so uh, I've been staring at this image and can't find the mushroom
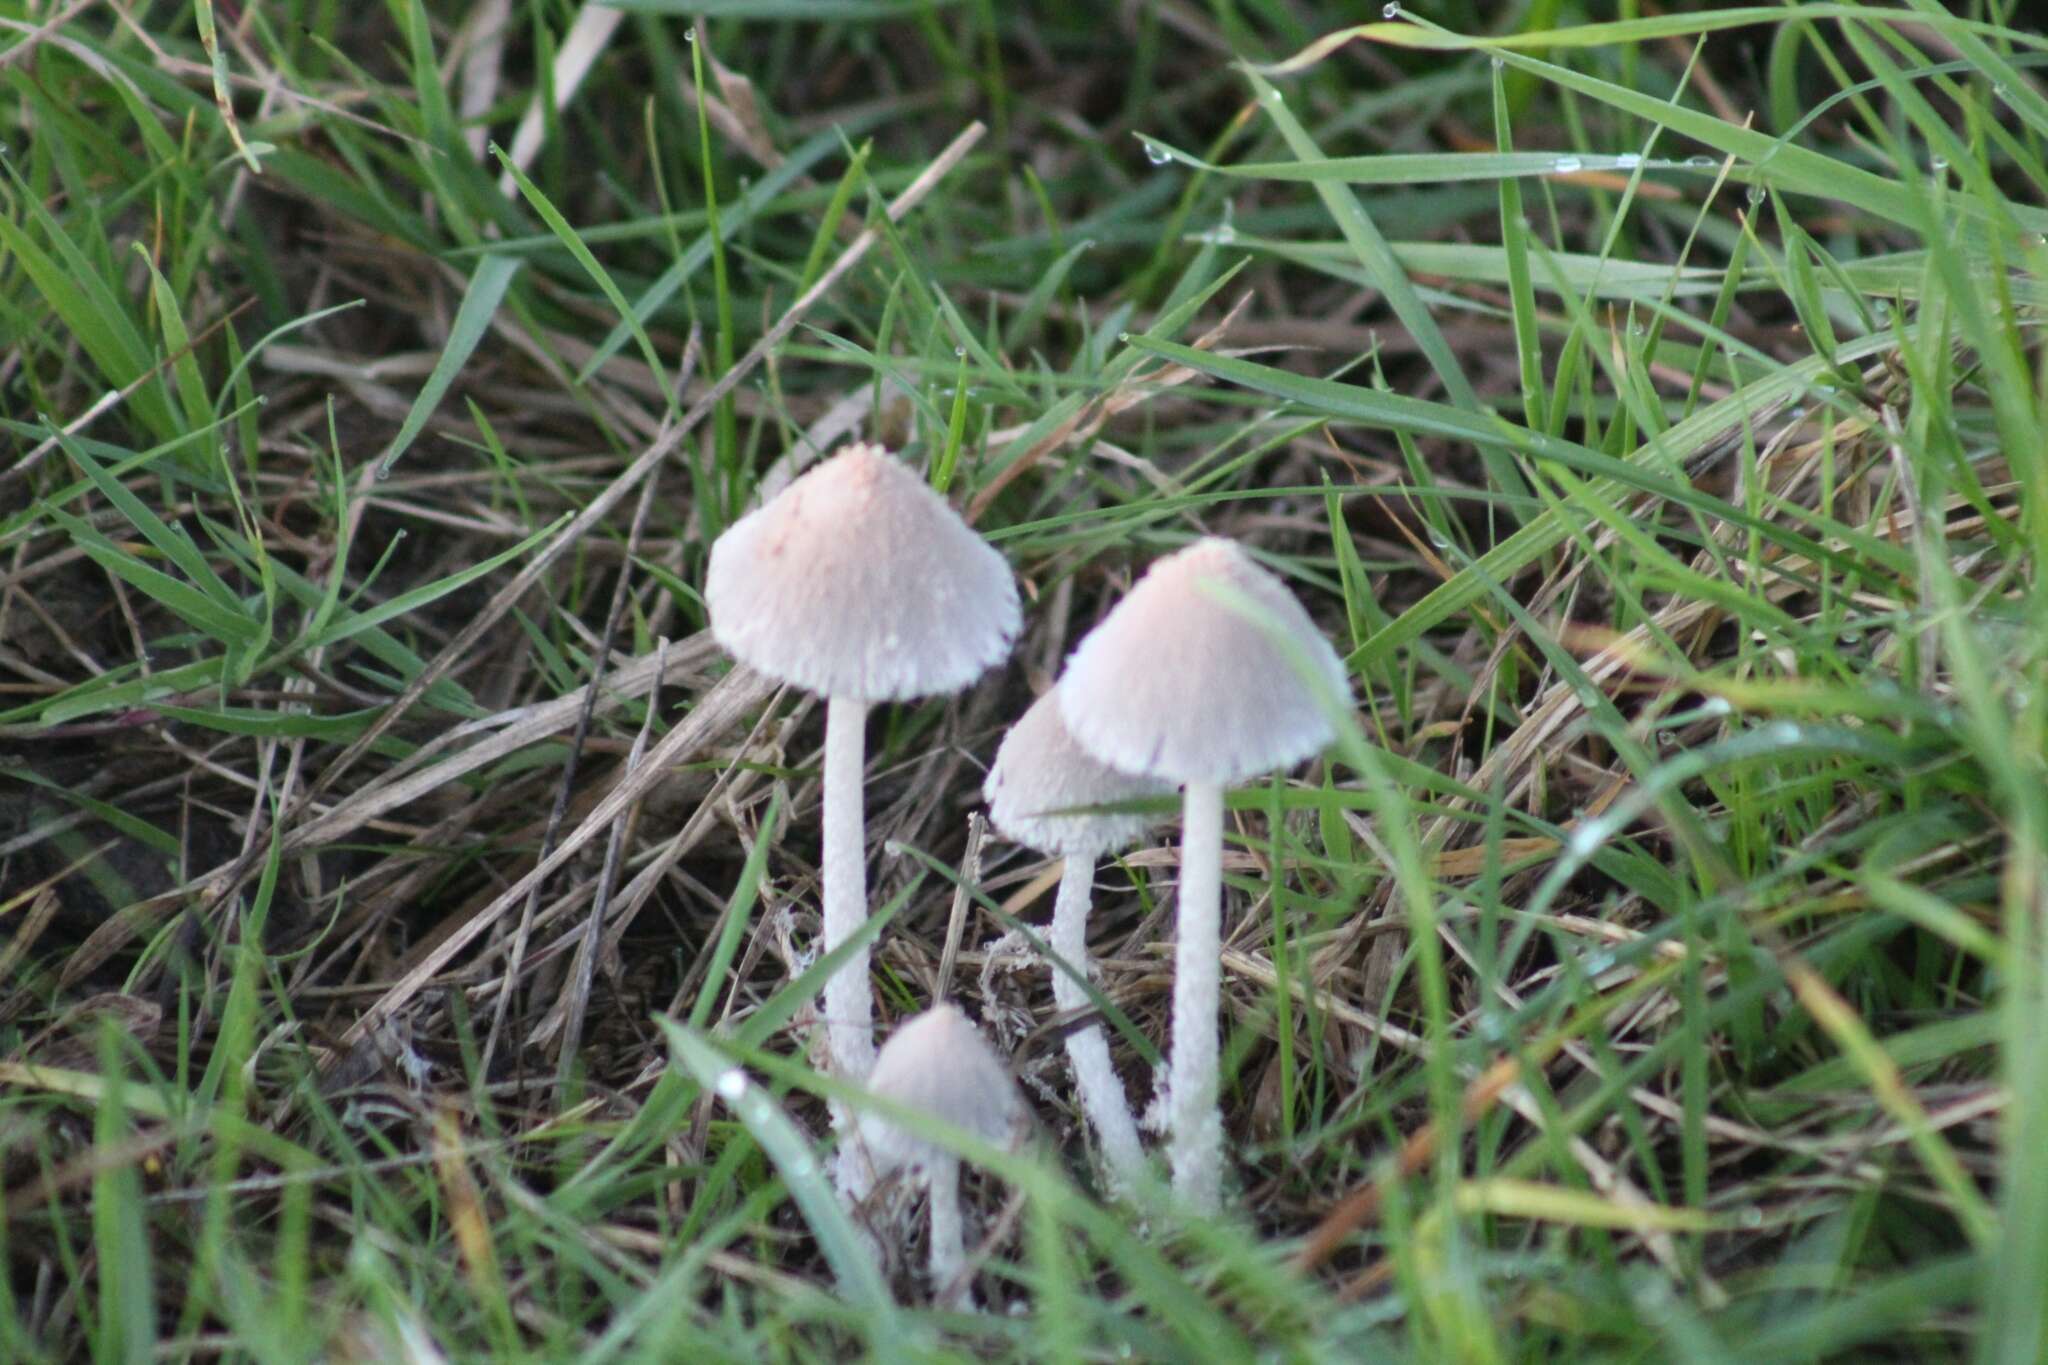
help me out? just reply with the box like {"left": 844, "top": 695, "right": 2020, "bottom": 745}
{"left": 984, "top": 690, "right": 1170, "bottom": 1194}
{"left": 705, "top": 443, "right": 1021, "bottom": 1083}
{"left": 860, "top": 1004, "right": 1026, "bottom": 1310}
{"left": 1055, "top": 538, "right": 1347, "bottom": 1210}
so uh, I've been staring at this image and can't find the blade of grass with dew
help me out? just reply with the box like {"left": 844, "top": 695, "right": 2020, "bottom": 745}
{"left": 660, "top": 1022, "right": 895, "bottom": 1317}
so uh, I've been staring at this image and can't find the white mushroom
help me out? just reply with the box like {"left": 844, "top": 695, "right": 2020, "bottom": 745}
{"left": 861, "top": 1004, "right": 1025, "bottom": 1311}
{"left": 1055, "top": 538, "right": 1347, "bottom": 1211}
{"left": 984, "top": 690, "right": 1170, "bottom": 1195}
{"left": 705, "top": 443, "right": 1021, "bottom": 1084}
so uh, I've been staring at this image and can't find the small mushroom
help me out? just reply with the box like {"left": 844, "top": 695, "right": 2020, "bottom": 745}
{"left": 1056, "top": 538, "right": 1347, "bottom": 1211}
{"left": 984, "top": 690, "right": 1170, "bottom": 1194}
{"left": 705, "top": 443, "right": 1021, "bottom": 1083}
{"left": 860, "top": 1004, "right": 1025, "bottom": 1311}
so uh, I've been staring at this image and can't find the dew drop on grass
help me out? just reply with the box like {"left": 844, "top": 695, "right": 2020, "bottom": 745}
{"left": 1701, "top": 697, "right": 1733, "bottom": 719}
{"left": 1117, "top": 331, "right": 1131, "bottom": 342}
{"left": 1382, "top": 2, "right": 1401, "bottom": 16}
{"left": 1686, "top": 155, "right": 1715, "bottom": 169}
{"left": 1427, "top": 527, "right": 1449, "bottom": 549}
{"left": 1746, "top": 182, "right": 1765, "bottom": 203}
{"left": 1552, "top": 155, "right": 1584, "bottom": 174}
{"left": 1615, "top": 152, "right": 1642, "bottom": 170}
{"left": 954, "top": 346, "right": 966, "bottom": 358}
{"left": 1214, "top": 223, "right": 1237, "bottom": 244}
{"left": 1144, "top": 141, "right": 1170, "bottom": 166}
{"left": 1491, "top": 57, "right": 1506, "bottom": 70}
{"left": 1770, "top": 721, "right": 1802, "bottom": 745}
{"left": 683, "top": 26, "right": 695, "bottom": 41}
{"left": 1738, "top": 1206, "right": 1766, "bottom": 1229}
{"left": 1931, "top": 156, "right": 1949, "bottom": 172}
{"left": 715, "top": 1068, "right": 749, "bottom": 1101}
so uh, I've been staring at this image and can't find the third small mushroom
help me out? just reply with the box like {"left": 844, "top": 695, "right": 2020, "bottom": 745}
{"left": 984, "top": 689, "right": 1172, "bottom": 1196}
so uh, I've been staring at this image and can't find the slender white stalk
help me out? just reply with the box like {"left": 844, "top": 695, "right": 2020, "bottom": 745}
{"left": 1166, "top": 779, "right": 1225, "bottom": 1211}
{"left": 1050, "top": 856, "right": 1146, "bottom": 1193}
{"left": 926, "top": 1156, "right": 972, "bottom": 1311}
{"left": 822, "top": 694, "right": 877, "bottom": 1081}
{"left": 832, "top": 1140, "right": 879, "bottom": 1224}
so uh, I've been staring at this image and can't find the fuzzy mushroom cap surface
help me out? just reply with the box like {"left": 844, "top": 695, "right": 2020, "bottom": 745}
{"left": 859, "top": 1004, "right": 1024, "bottom": 1173}
{"left": 705, "top": 443, "right": 1021, "bottom": 701}
{"left": 1057, "top": 537, "right": 1349, "bottom": 784}
{"left": 984, "top": 690, "right": 1173, "bottom": 858}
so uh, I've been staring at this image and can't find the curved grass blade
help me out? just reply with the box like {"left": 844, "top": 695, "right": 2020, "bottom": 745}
{"left": 661, "top": 1022, "right": 896, "bottom": 1319}
{"left": 375, "top": 254, "right": 523, "bottom": 479}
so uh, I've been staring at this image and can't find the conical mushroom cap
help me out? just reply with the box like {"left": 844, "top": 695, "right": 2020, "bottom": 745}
{"left": 860, "top": 1004, "right": 1024, "bottom": 1172}
{"left": 705, "top": 444, "right": 1021, "bottom": 701}
{"left": 1057, "top": 538, "right": 1349, "bottom": 784}
{"left": 984, "top": 690, "right": 1173, "bottom": 857}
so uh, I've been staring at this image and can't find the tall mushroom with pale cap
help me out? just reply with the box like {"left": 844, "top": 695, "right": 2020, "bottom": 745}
{"left": 1056, "top": 538, "right": 1348, "bottom": 1211}
{"left": 860, "top": 1004, "right": 1025, "bottom": 1311}
{"left": 705, "top": 443, "right": 1021, "bottom": 1082}
{"left": 984, "top": 690, "right": 1170, "bottom": 1194}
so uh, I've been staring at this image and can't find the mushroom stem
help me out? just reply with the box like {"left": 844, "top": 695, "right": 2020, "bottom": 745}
{"left": 1166, "top": 779, "right": 1225, "bottom": 1211}
{"left": 1050, "top": 856, "right": 1146, "bottom": 1193}
{"left": 822, "top": 694, "right": 877, "bottom": 1081}
{"left": 926, "top": 1154, "right": 972, "bottom": 1311}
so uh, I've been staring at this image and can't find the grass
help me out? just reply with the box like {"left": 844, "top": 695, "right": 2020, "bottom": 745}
{"left": 1, "top": 0, "right": 2044, "bottom": 1358}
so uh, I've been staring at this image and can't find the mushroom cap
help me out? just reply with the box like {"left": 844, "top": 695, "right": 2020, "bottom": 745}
{"left": 859, "top": 1004, "right": 1024, "bottom": 1173}
{"left": 705, "top": 443, "right": 1021, "bottom": 701}
{"left": 1056, "top": 538, "right": 1349, "bottom": 784}
{"left": 984, "top": 690, "right": 1173, "bottom": 857}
